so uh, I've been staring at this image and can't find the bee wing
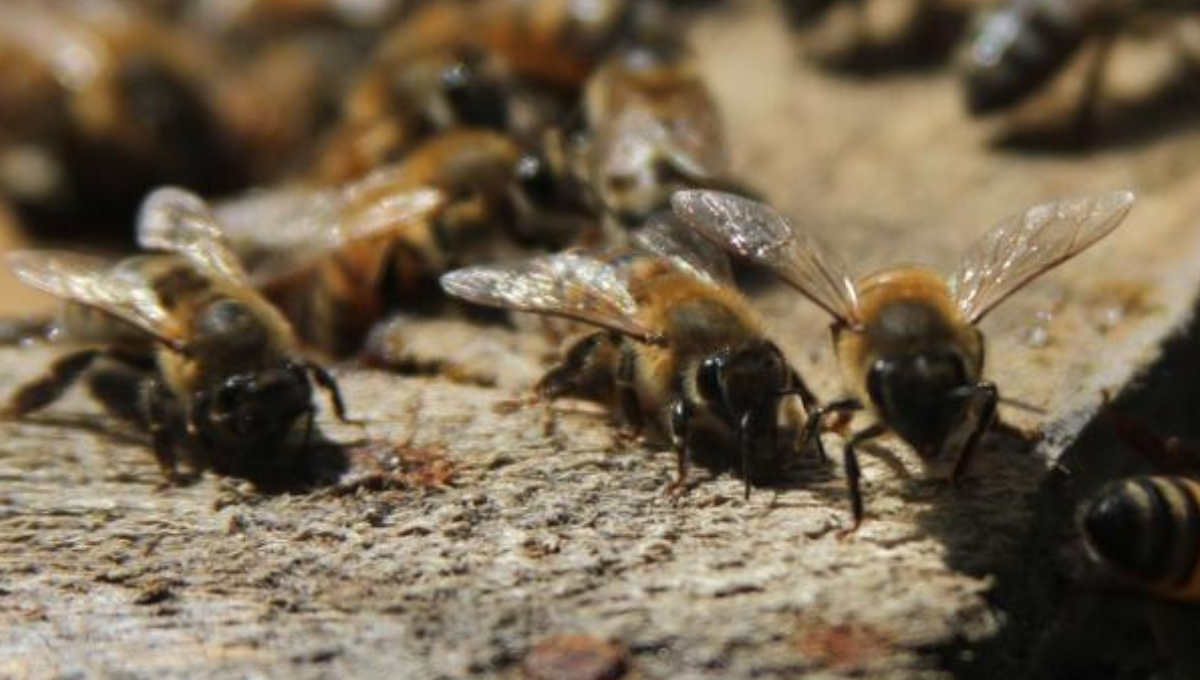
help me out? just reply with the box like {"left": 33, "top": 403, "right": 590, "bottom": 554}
{"left": 6, "top": 250, "right": 185, "bottom": 350}
{"left": 950, "top": 190, "right": 1135, "bottom": 324}
{"left": 440, "top": 253, "right": 664, "bottom": 344}
{"left": 603, "top": 109, "right": 727, "bottom": 182}
{"left": 136, "top": 187, "right": 250, "bottom": 286}
{"left": 215, "top": 181, "right": 445, "bottom": 285}
{"left": 671, "top": 190, "right": 860, "bottom": 324}
{"left": 633, "top": 212, "right": 733, "bottom": 285}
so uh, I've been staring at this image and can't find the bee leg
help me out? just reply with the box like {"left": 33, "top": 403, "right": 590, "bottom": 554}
{"left": 840, "top": 423, "right": 886, "bottom": 535}
{"left": 800, "top": 398, "right": 864, "bottom": 461}
{"left": 950, "top": 381, "right": 999, "bottom": 484}
{"left": 142, "top": 380, "right": 189, "bottom": 485}
{"left": 304, "top": 362, "right": 353, "bottom": 423}
{"left": 667, "top": 398, "right": 695, "bottom": 497}
{"left": 1, "top": 348, "right": 108, "bottom": 418}
{"left": 615, "top": 344, "right": 643, "bottom": 440}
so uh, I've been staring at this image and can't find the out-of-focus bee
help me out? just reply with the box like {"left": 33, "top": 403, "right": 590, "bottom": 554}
{"left": 962, "top": 0, "right": 1132, "bottom": 119}
{"left": 181, "top": 0, "right": 409, "bottom": 38}
{"left": 674, "top": 188, "right": 1134, "bottom": 528}
{"left": 310, "top": 43, "right": 521, "bottom": 184}
{"left": 440, "top": 215, "right": 821, "bottom": 496}
{"left": 0, "top": 187, "right": 351, "bottom": 483}
{"left": 780, "top": 0, "right": 973, "bottom": 72}
{"left": 564, "top": 43, "right": 742, "bottom": 229}
{"left": 0, "top": 0, "right": 251, "bottom": 224}
{"left": 1079, "top": 474, "right": 1200, "bottom": 602}
{"left": 218, "top": 129, "right": 546, "bottom": 356}
{"left": 308, "top": 0, "right": 666, "bottom": 185}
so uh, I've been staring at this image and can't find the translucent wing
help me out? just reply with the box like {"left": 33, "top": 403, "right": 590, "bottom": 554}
{"left": 440, "top": 253, "right": 664, "bottom": 344}
{"left": 951, "top": 190, "right": 1135, "bottom": 324}
{"left": 214, "top": 175, "right": 445, "bottom": 285}
{"left": 671, "top": 190, "right": 860, "bottom": 324}
{"left": 6, "top": 250, "right": 184, "bottom": 350}
{"left": 136, "top": 187, "right": 249, "bottom": 285}
{"left": 632, "top": 212, "right": 733, "bottom": 285}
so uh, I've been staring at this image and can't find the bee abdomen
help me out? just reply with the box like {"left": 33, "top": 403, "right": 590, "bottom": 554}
{"left": 1080, "top": 475, "right": 1200, "bottom": 601}
{"left": 965, "top": 0, "right": 1087, "bottom": 114}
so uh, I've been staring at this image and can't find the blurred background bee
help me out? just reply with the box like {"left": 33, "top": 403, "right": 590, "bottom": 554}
{"left": 674, "top": 188, "right": 1133, "bottom": 528}
{"left": 558, "top": 42, "right": 747, "bottom": 233}
{"left": 1076, "top": 409, "right": 1200, "bottom": 602}
{"left": 779, "top": 0, "right": 974, "bottom": 72}
{"left": 960, "top": 0, "right": 1200, "bottom": 138}
{"left": 0, "top": 187, "right": 351, "bottom": 484}
{"left": 215, "top": 129, "right": 568, "bottom": 356}
{"left": 441, "top": 214, "right": 821, "bottom": 496}
{"left": 0, "top": 0, "right": 265, "bottom": 235}
{"left": 306, "top": 0, "right": 670, "bottom": 185}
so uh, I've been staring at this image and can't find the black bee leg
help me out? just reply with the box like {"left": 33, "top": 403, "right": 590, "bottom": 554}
{"left": 305, "top": 362, "right": 352, "bottom": 423}
{"left": 800, "top": 398, "right": 864, "bottom": 461}
{"left": 1, "top": 348, "right": 106, "bottom": 418}
{"left": 950, "top": 381, "right": 999, "bottom": 483}
{"left": 299, "top": 406, "right": 316, "bottom": 455}
{"left": 667, "top": 398, "right": 695, "bottom": 497}
{"left": 841, "top": 423, "right": 886, "bottom": 534}
{"left": 142, "top": 380, "right": 187, "bottom": 485}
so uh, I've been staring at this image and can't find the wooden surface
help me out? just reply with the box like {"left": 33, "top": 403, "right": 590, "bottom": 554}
{"left": 5, "top": 3, "right": 1200, "bottom": 678}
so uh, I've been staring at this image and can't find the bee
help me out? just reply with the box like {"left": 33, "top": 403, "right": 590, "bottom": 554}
{"left": 1078, "top": 475, "right": 1200, "bottom": 602}
{"left": 440, "top": 215, "right": 821, "bottom": 497}
{"left": 217, "top": 129, "right": 537, "bottom": 356}
{"left": 309, "top": 0, "right": 662, "bottom": 185}
{"left": 962, "top": 0, "right": 1129, "bottom": 121}
{"left": 780, "top": 0, "right": 972, "bottom": 72}
{"left": 0, "top": 187, "right": 351, "bottom": 483}
{"left": 0, "top": 0, "right": 257, "bottom": 228}
{"left": 1076, "top": 409, "right": 1200, "bottom": 603}
{"left": 673, "top": 188, "right": 1134, "bottom": 528}
{"left": 568, "top": 43, "right": 740, "bottom": 228}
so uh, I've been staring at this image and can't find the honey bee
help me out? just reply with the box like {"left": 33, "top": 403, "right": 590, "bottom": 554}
{"left": 962, "top": 0, "right": 1128, "bottom": 121}
{"left": 440, "top": 214, "right": 821, "bottom": 496}
{"left": 1078, "top": 474, "right": 1200, "bottom": 602}
{"left": 0, "top": 187, "right": 351, "bottom": 483}
{"left": 673, "top": 188, "right": 1134, "bottom": 527}
{"left": 569, "top": 43, "right": 740, "bottom": 228}
{"left": 1076, "top": 410, "right": 1200, "bottom": 602}
{"left": 0, "top": 0, "right": 248, "bottom": 222}
{"left": 218, "top": 129, "right": 537, "bottom": 356}
{"left": 781, "top": 0, "right": 972, "bottom": 72}
{"left": 309, "top": 0, "right": 663, "bottom": 185}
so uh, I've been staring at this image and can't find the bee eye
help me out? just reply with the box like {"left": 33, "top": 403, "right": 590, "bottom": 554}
{"left": 697, "top": 354, "right": 725, "bottom": 404}
{"left": 516, "top": 154, "right": 558, "bottom": 206}
{"left": 441, "top": 60, "right": 508, "bottom": 130}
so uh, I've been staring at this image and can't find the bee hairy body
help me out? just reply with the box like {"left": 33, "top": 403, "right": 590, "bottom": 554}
{"left": 256, "top": 130, "right": 522, "bottom": 355}
{"left": 1080, "top": 475, "right": 1200, "bottom": 602}
{"left": 835, "top": 267, "right": 984, "bottom": 457}
{"left": 3, "top": 188, "right": 351, "bottom": 482}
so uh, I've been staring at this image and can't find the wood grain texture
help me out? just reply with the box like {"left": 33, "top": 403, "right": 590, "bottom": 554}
{"left": 5, "top": 2, "right": 1200, "bottom": 678}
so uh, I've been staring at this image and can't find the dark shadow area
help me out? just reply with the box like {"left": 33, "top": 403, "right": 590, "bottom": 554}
{"left": 928, "top": 290, "right": 1200, "bottom": 680}
{"left": 990, "top": 62, "right": 1200, "bottom": 154}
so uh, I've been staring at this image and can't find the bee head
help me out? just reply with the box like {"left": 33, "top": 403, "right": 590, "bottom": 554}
{"left": 204, "top": 361, "right": 313, "bottom": 448}
{"left": 699, "top": 340, "right": 789, "bottom": 418}
{"left": 867, "top": 351, "right": 970, "bottom": 457}
{"left": 439, "top": 51, "right": 509, "bottom": 131}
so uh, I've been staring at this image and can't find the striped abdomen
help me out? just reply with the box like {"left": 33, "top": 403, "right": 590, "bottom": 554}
{"left": 963, "top": 0, "right": 1112, "bottom": 114}
{"left": 1079, "top": 475, "right": 1200, "bottom": 602}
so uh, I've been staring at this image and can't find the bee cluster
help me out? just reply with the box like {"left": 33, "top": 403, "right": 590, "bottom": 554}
{"left": 0, "top": 0, "right": 1194, "bottom": 674}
